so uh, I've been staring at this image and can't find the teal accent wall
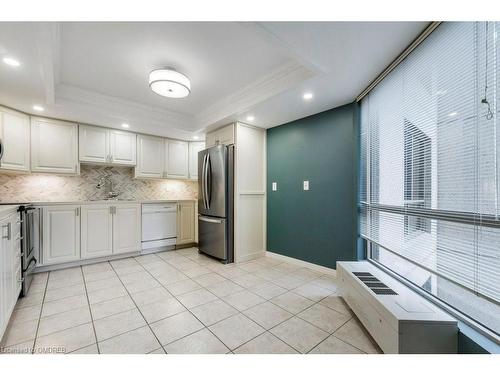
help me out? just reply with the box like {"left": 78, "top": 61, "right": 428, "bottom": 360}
{"left": 267, "top": 103, "right": 358, "bottom": 269}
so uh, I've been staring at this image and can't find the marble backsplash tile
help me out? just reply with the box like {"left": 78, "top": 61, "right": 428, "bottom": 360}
{"left": 0, "top": 165, "right": 198, "bottom": 202}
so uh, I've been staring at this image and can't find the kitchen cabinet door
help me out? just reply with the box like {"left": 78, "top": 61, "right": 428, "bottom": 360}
{"left": 165, "top": 140, "right": 188, "bottom": 179}
{"left": 42, "top": 205, "right": 81, "bottom": 265}
{"left": 0, "top": 215, "right": 11, "bottom": 339}
{"left": 109, "top": 130, "right": 136, "bottom": 166}
{"left": 188, "top": 142, "right": 205, "bottom": 180}
{"left": 217, "top": 124, "right": 235, "bottom": 145}
{"left": 31, "top": 118, "right": 79, "bottom": 174}
{"left": 0, "top": 107, "right": 30, "bottom": 172}
{"left": 205, "top": 132, "right": 216, "bottom": 148}
{"left": 112, "top": 204, "right": 141, "bottom": 254}
{"left": 81, "top": 205, "right": 113, "bottom": 259}
{"left": 79, "top": 125, "right": 109, "bottom": 164}
{"left": 177, "top": 201, "right": 195, "bottom": 245}
{"left": 135, "top": 134, "right": 164, "bottom": 179}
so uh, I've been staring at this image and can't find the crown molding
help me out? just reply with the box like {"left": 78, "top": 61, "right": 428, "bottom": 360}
{"left": 55, "top": 83, "right": 195, "bottom": 130}
{"left": 195, "top": 59, "right": 315, "bottom": 130}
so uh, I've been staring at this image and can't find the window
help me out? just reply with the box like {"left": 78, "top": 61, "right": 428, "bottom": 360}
{"left": 404, "top": 120, "right": 431, "bottom": 235}
{"left": 359, "top": 22, "right": 500, "bottom": 339}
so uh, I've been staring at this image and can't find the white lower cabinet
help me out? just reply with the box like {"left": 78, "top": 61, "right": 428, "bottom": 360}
{"left": 0, "top": 209, "right": 22, "bottom": 341}
{"left": 81, "top": 205, "right": 113, "bottom": 259}
{"left": 177, "top": 201, "right": 195, "bottom": 245}
{"left": 112, "top": 204, "right": 141, "bottom": 255}
{"left": 42, "top": 205, "right": 81, "bottom": 265}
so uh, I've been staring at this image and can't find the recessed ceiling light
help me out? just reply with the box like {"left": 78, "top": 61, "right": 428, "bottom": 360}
{"left": 246, "top": 115, "right": 255, "bottom": 122}
{"left": 121, "top": 123, "right": 130, "bottom": 129}
{"left": 32, "top": 105, "right": 44, "bottom": 112}
{"left": 3, "top": 57, "right": 20, "bottom": 67}
{"left": 149, "top": 68, "right": 191, "bottom": 98}
{"left": 448, "top": 112, "right": 458, "bottom": 117}
{"left": 193, "top": 135, "right": 200, "bottom": 140}
{"left": 303, "top": 92, "right": 313, "bottom": 100}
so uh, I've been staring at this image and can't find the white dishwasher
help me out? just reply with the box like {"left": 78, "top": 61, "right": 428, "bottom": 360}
{"left": 141, "top": 203, "right": 177, "bottom": 251}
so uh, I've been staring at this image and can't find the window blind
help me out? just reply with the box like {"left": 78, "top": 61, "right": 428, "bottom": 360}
{"left": 359, "top": 22, "right": 500, "bottom": 338}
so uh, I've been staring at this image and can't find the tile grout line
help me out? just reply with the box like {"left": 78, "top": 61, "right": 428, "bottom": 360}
{"left": 31, "top": 271, "right": 50, "bottom": 354}
{"left": 134, "top": 254, "right": 228, "bottom": 353}
{"left": 145, "top": 251, "right": 317, "bottom": 353}
{"left": 80, "top": 265, "right": 101, "bottom": 354}
{"left": 109, "top": 259, "right": 167, "bottom": 354}
{"left": 305, "top": 316, "right": 355, "bottom": 354}
{"left": 26, "top": 249, "right": 374, "bottom": 355}
{"left": 150, "top": 250, "right": 339, "bottom": 354}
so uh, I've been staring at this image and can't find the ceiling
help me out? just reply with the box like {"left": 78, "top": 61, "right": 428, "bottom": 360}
{"left": 0, "top": 22, "right": 427, "bottom": 140}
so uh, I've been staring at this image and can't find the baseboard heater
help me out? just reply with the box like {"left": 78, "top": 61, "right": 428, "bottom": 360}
{"left": 337, "top": 261, "right": 458, "bottom": 353}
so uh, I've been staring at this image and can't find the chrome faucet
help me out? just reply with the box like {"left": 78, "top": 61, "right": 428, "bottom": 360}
{"left": 96, "top": 176, "right": 120, "bottom": 200}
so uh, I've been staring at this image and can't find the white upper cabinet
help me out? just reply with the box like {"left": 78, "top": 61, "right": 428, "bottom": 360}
{"left": 109, "top": 130, "right": 136, "bottom": 165}
{"left": 79, "top": 125, "right": 109, "bottom": 163}
{"left": 188, "top": 141, "right": 205, "bottom": 180}
{"left": 31, "top": 117, "right": 79, "bottom": 174}
{"left": 205, "top": 123, "right": 234, "bottom": 147}
{"left": 135, "top": 134, "right": 164, "bottom": 179}
{"left": 0, "top": 107, "right": 30, "bottom": 172}
{"left": 165, "top": 139, "right": 189, "bottom": 179}
{"left": 80, "top": 125, "right": 136, "bottom": 166}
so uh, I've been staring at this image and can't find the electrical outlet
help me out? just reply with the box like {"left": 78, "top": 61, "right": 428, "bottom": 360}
{"left": 303, "top": 180, "right": 309, "bottom": 191}
{"left": 272, "top": 182, "right": 278, "bottom": 191}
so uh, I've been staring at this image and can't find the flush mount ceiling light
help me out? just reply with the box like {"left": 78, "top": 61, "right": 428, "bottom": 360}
{"left": 246, "top": 115, "right": 255, "bottom": 122}
{"left": 32, "top": 105, "right": 44, "bottom": 112}
{"left": 3, "top": 56, "right": 20, "bottom": 67}
{"left": 149, "top": 68, "right": 191, "bottom": 98}
{"left": 121, "top": 123, "right": 130, "bottom": 129}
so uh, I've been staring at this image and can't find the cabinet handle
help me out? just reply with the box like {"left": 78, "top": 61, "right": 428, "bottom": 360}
{"left": 75, "top": 207, "right": 80, "bottom": 216}
{"left": 2, "top": 223, "right": 11, "bottom": 240}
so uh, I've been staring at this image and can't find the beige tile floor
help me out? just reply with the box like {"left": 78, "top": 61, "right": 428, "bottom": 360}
{"left": 0, "top": 248, "right": 382, "bottom": 354}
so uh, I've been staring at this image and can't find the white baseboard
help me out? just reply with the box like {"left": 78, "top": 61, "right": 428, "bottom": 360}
{"left": 35, "top": 251, "right": 141, "bottom": 273}
{"left": 266, "top": 251, "right": 337, "bottom": 277}
{"left": 236, "top": 251, "right": 266, "bottom": 263}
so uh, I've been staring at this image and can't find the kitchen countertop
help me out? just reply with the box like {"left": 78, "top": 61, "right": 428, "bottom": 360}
{"left": 0, "top": 199, "right": 197, "bottom": 206}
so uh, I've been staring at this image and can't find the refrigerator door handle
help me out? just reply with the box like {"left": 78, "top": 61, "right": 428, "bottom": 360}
{"left": 205, "top": 153, "right": 211, "bottom": 209}
{"left": 199, "top": 216, "right": 223, "bottom": 224}
{"left": 201, "top": 154, "right": 205, "bottom": 209}
{"left": 202, "top": 153, "right": 208, "bottom": 209}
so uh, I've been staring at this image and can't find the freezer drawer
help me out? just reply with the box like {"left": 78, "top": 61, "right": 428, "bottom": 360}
{"left": 198, "top": 215, "right": 227, "bottom": 260}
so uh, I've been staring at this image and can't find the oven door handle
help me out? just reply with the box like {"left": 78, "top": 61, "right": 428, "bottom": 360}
{"left": 23, "top": 257, "right": 37, "bottom": 273}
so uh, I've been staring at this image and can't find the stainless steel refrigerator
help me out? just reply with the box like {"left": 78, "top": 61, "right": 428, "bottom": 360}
{"left": 198, "top": 144, "right": 234, "bottom": 263}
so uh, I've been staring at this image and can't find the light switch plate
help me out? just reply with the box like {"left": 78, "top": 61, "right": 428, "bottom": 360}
{"left": 272, "top": 182, "right": 278, "bottom": 191}
{"left": 303, "top": 180, "right": 309, "bottom": 190}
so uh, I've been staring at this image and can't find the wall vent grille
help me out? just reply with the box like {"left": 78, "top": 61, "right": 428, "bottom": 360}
{"left": 353, "top": 272, "right": 398, "bottom": 295}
